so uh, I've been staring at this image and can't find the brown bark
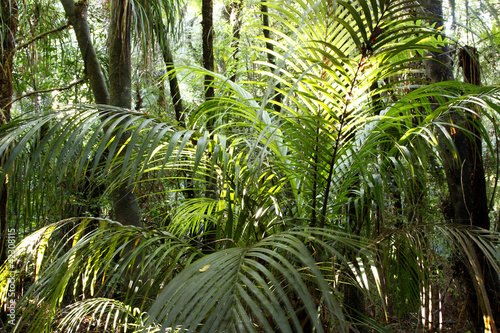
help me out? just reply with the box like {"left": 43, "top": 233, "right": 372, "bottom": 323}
{"left": 456, "top": 45, "right": 500, "bottom": 329}
{"left": 202, "top": 0, "right": 215, "bottom": 106}
{"left": 421, "top": 0, "right": 454, "bottom": 83}
{"left": 155, "top": 21, "right": 184, "bottom": 123}
{"left": 201, "top": 0, "right": 218, "bottom": 252}
{"left": 451, "top": 46, "right": 489, "bottom": 230}
{"left": 0, "top": 0, "right": 17, "bottom": 267}
{"left": 421, "top": 1, "right": 498, "bottom": 330}
{"left": 154, "top": 20, "right": 197, "bottom": 206}
{"left": 164, "top": 42, "right": 183, "bottom": 123}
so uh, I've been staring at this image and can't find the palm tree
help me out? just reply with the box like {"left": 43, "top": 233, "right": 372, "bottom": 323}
{"left": 1, "top": 0, "right": 500, "bottom": 332}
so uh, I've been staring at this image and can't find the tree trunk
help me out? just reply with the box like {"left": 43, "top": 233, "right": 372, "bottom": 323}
{"left": 108, "top": 0, "right": 141, "bottom": 227}
{"left": 202, "top": 0, "right": 215, "bottom": 107}
{"left": 201, "top": 0, "right": 218, "bottom": 252}
{"left": 456, "top": 45, "right": 500, "bottom": 330}
{"left": 60, "top": 0, "right": 108, "bottom": 222}
{"left": 225, "top": 1, "right": 242, "bottom": 82}
{"left": 0, "top": 0, "right": 17, "bottom": 268}
{"left": 61, "top": 0, "right": 140, "bottom": 227}
{"left": 109, "top": 0, "right": 132, "bottom": 109}
{"left": 421, "top": 0, "right": 499, "bottom": 330}
{"left": 455, "top": 46, "right": 490, "bottom": 229}
{"left": 0, "top": 2, "right": 17, "bottom": 325}
{"left": 155, "top": 21, "right": 184, "bottom": 123}
{"left": 60, "top": 0, "right": 109, "bottom": 105}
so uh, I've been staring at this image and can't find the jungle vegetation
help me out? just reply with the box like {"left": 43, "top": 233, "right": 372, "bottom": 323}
{"left": 1, "top": 0, "right": 500, "bottom": 332}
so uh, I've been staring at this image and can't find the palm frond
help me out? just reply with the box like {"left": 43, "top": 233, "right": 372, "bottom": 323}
{"left": 146, "top": 227, "right": 371, "bottom": 333}
{"left": 4, "top": 218, "right": 199, "bottom": 331}
{"left": 56, "top": 297, "right": 143, "bottom": 332}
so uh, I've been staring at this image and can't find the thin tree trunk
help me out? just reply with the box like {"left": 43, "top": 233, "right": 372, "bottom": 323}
{"left": 226, "top": 1, "right": 242, "bottom": 82}
{"left": 60, "top": 0, "right": 109, "bottom": 105}
{"left": 108, "top": 0, "right": 141, "bottom": 227}
{"left": 155, "top": 21, "right": 184, "bottom": 123}
{"left": 164, "top": 41, "right": 183, "bottom": 123}
{"left": 154, "top": 18, "right": 197, "bottom": 206}
{"left": 201, "top": 0, "right": 218, "bottom": 252}
{"left": 202, "top": 0, "right": 215, "bottom": 113}
{"left": 201, "top": 0, "right": 215, "bottom": 128}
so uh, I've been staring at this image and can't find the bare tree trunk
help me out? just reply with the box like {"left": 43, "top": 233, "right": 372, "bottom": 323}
{"left": 164, "top": 40, "right": 183, "bottom": 123}
{"left": 109, "top": 0, "right": 132, "bottom": 109}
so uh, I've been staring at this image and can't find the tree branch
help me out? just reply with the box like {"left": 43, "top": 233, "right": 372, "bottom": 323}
{"left": 15, "top": 23, "right": 70, "bottom": 52}
{"left": 60, "top": 0, "right": 109, "bottom": 104}
{"left": 2, "top": 78, "right": 85, "bottom": 110}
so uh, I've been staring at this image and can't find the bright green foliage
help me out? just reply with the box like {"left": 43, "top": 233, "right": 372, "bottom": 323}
{"left": 1, "top": 0, "right": 500, "bottom": 332}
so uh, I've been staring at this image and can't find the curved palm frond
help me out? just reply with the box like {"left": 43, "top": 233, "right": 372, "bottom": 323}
{"left": 3, "top": 218, "right": 199, "bottom": 332}
{"left": 2, "top": 0, "right": 500, "bottom": 331}
{"left": 145, "top": 227, "right": 371, "bottom": 333}
{"left": 437, "top": 224, "right": 500, "bottom": 327}
{"left": 237, "top": 0, "right": 451, "bottom": 229}
{"left": 55, "top": 297, "right": 144, "bottom": 332}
